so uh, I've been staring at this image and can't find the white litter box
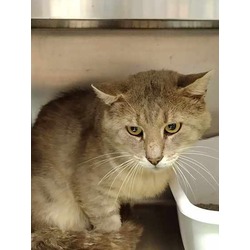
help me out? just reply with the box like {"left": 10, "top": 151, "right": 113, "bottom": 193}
{"left": 170, "top": 136, "right": 219, "bottom": 250}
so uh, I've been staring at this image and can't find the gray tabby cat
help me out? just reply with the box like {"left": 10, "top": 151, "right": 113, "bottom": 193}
{"left": 31, "top": 69, "right": 211, "bottom": 249}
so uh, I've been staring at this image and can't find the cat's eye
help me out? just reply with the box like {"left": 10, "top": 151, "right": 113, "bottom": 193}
{"left": 165, "top": 123, "right": 182, "bottom": 134}
{"left": 127, "top": 126, "right": 143, "bottom": 137}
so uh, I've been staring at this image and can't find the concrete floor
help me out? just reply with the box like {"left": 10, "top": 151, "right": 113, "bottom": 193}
{"left": 121, "top": 202, "right": 184, "bottom": 250}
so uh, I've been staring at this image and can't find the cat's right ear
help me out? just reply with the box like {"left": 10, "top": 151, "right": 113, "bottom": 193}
{"left": 177, "top": 71, "right": 213, "bottom": 98}
{"left": 91, "top": 85, "right": 123, "bottom": 106}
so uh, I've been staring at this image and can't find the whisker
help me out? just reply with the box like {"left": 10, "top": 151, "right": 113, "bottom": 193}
{"left": 130, "top": 163, "right": 140, "bottom": 199}
{"left": 178, "top": 158, "right": 217, "bottom": 190}
{"left": 181, "top": 152, "right": 219, "bottom": 160}
{"left": 108, "top": 161, "right": 134, "bottom": 195}
{"left": 127, "top": 163, "right": 138, "bottom": 199}
{"left": 128, "top": 163, "right": 137, "bottom": 199}
{"left": 180, "top": 145, "right": 218, "bottom": 153}
{"left": 115, "top": 162, "right": 137, "bottom": 202}
{"left": 172, "top": 166, "right": 178, "bottom": 178}
{"left": 179, "top": 155, "right": 219, "bottom": 186}
{"left": 175, "top": 163, "right": 196, "bottom": 202}
{"left": 139, "top": 163, "right": 144, "bottom": 184}
{"left": 173, "top": 163, "right": 188, "bottom": 194}
{"left": 176, "top": 161, "right": 196, "bottom": 181}
{"left": 186, "top": 149, "right": 217, "bottom": 154}
{"left": 80, "top": 151, "right": 129, "bottom": 164}
{"left": 176, "top": 161, "right": 198, "bottom": 202}
{"left": 92, "top": 155, "right": 131, "bottom": 169}
{"left": 98, "top": 159, "right": 134, "bottom": 185}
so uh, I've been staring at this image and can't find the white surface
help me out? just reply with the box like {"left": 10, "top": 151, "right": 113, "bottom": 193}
{"left": 170, "top": 136, "right": 219, "bottom": 250}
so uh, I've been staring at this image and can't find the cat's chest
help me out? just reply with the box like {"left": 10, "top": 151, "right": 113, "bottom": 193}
{"left": 119, "top": 169, "right": 171, "bottom": 200}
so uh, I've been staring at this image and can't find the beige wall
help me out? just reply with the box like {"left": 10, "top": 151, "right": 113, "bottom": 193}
{"left": 32, "top": 29, "right": 218, "bottom": 136}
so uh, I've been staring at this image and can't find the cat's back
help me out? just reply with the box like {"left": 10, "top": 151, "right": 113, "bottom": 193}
{"left": 33, "top": 87, "right": 97, "bottom": 127}
{"left": 32, "top": 87, "right": 97, "bottom": 173}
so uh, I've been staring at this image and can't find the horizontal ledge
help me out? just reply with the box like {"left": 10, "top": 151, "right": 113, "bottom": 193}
{"left": 31, "top": 19, "right": 219, "bottom": 29}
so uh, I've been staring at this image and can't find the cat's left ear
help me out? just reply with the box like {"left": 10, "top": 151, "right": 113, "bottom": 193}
{"left": 91, "top": 84, "right": 124, "bottom": 105}
{"left": 178, "top": 71, "right": 213, "bottom": 98}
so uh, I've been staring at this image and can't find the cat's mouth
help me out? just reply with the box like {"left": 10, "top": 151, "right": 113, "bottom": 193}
{"left": 138, "top": 155, "right": 179, "bottom": 170}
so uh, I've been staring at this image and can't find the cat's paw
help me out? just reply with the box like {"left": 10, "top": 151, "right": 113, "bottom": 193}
{"left": 95, "top": 214, "right": 121, "bottom": 232}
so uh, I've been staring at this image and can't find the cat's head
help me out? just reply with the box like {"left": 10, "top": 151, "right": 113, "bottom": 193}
{"left": 92, "top": 70, "right": 212, "bottom": 170}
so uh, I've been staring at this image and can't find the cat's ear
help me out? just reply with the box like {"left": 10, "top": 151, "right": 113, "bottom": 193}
{"left": 178, "top": 71, "right": 213, "bottom": 98}
{"left": 91, "top": 85, "right": 123, "bottom": 105}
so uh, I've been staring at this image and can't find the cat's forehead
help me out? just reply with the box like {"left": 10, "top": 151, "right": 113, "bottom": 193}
{"left": 137, "top": 107, "right": 166, "bottom": 126}
{"left": 137, "top": 99, "right": 162, "bottom": 118}
{"left": 138, "top": 104, "right": 183, "bottom": 125}
{"left": 123, "top": 86, "right": 182, "bottom": 126}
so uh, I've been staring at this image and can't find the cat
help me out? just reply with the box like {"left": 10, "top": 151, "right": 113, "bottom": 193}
{"left": 31, "top": 69, "right": 211, "bottom": 249}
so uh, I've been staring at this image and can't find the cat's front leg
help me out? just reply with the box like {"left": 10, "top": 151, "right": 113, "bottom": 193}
{"left": 85, "top": 202, "right": 121, "bottom": 232}
{"left": 92, "top": 212, "right": 121, "bottom": 232}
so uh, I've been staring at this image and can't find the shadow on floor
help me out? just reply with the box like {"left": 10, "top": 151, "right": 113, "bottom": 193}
{"left": 121, "top": 202, "right": 184, "bottom": 250}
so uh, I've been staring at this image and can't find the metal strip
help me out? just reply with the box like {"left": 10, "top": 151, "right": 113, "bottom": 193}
{"left": 31, "top": 19, "right": 219, "bottom": 29}
{"left": 31, "top": 0, "right": 219, "bottom": 20}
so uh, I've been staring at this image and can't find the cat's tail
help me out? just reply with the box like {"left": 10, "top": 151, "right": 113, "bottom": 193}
{"left": 31, "top": 221, "right": 143, "bottom": 250}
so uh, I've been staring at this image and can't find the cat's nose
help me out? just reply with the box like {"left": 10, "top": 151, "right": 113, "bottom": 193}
{"left": 147, "top": 156, "right": 163, "bottom": 166}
